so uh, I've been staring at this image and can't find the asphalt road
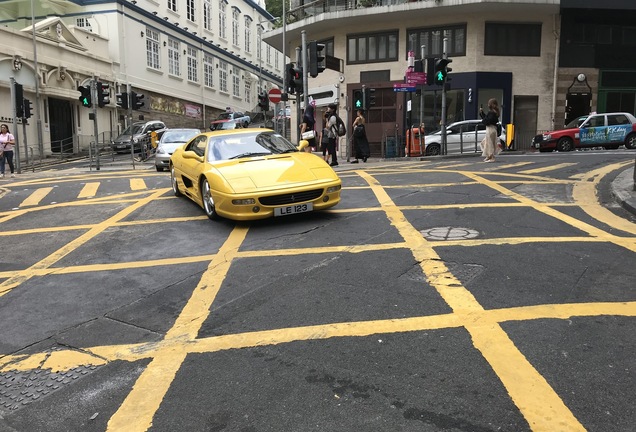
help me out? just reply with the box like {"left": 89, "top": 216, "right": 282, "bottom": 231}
{"left": 0, "top": 150, "right": 635, "bottom": 432}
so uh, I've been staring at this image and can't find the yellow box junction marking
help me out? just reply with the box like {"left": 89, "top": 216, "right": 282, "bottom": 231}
{"left": 130, "top": 178, "right": 147, "bottom": 190}
{"left": 78, "top": 182, "right": 100, "bottom": 198}
{"left": 19, "top": 187, "right": 53, "bottom": 207}
{"left": 0, "top": 161, "right": 634, "bottom": 432}
{"left": 519, "top": 163, "right": 577, "bottom": 175}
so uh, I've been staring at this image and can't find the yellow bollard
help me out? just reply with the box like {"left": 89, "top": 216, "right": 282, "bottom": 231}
{"left": 505, "top": 123, "right": 514, "bottom": 148}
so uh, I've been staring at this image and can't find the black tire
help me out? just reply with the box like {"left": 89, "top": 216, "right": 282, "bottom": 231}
{"left": 539, "top": 147, "right": 553, "bottom": 153}
{"left": 201, "top": 178, "right": 220, "bottom": 220}
{"left": 625, "top": 133, "right": 636, "bottom": 149}
{"left": 425, "top": 144, "right": 441, "bottom": 156}
{"left": 171, "top": 166, "right": 183, "bottom": 197}
{"left": 156, "top": 166, "right": 164, "bottom": 172}
{"left": 557, "top": 137, "right": 574, "bottom": 152}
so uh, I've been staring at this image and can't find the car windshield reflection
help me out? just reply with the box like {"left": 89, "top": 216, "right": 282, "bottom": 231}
{"left": 207, "top": 132, "right": 298, "bottom": 162}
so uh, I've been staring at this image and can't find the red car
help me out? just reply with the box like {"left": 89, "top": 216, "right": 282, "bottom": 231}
{"left": 533, "top": 116, "right": 587, "bottom": 152}
{"left": 534, "top": 112, "right": 636, "bottom": 152}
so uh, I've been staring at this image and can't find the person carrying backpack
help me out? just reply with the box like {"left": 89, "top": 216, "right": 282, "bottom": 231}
{"left": 325, "top": 104, "right": 340, "bottom": 167}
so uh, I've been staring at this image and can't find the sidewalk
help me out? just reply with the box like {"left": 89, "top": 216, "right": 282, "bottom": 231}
{"left": 611, "top": 165, "right": 636, "bottom": 216}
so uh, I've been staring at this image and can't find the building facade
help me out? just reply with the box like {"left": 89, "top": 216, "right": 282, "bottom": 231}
{"left": 265, "top": 0, "right": 636, "bottom": 156}
{"left": 0, "top": 0, "right": 285, "bottom": 158}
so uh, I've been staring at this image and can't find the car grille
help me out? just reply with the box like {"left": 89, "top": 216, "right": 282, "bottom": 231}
{"left": 259, "top": 189, "right": 323, "bottom": 206}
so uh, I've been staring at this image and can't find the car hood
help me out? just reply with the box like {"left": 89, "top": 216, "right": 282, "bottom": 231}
{"left": 213, "top": 154, "right": 338, "bottom": 191}
{"left": 159, "top": 142, "right": 187, "bottom": 152}
{"left": 113, "top": 133, "right": 145, "bottom": 143}
{"left": 545, "top": 127, "right": 579, "bottom": 136}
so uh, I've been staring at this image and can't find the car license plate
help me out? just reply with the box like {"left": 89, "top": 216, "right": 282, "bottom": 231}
{"left": 274, "top": 203, "right": 313, "bottom": 217}
{"left": 116, "top": 145, "right": 126, "bottom": 149}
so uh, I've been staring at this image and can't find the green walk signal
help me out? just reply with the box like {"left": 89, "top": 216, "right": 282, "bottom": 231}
{"left": 353, "top": 90, "right": 363, "bottom": 110}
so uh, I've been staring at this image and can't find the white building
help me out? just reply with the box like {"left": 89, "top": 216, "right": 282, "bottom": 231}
{"left": 0, "top": 0, "right": 286, "bottom": 159}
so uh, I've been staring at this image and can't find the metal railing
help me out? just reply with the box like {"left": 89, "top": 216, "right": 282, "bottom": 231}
{"left": 288, "top": 0, "right": 408, "bottom": 22}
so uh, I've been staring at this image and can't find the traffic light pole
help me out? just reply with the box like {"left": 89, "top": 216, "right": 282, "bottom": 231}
{"left": 10, "top": 77, "right": 21, "bottom": 174}
{"left": 420, "top": 45, "right": 426, "bottom": 153}
{"left": 295, "top": 46, "right": 302, "bottom": 137}
{"left": 301, "top": 31, "right": 308, "bottom": 110}
{"left": 91, "top": 79, "right": 101, "bottom": 170}
{"left": 441, "top": 38, "right": 448, "bottom": 156}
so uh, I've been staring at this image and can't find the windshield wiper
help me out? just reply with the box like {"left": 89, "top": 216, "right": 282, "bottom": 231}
{"left": 229, "top": 152, "right": 271, "bottom": 159}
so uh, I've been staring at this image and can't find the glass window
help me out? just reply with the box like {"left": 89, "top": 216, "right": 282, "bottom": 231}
{"left": 187, "top": 46, "right": 198, "bottom": 82}
{"left": 168, "top": 38, "right": 180, "bottom": 76}
{"left": 407, "top": 25, "right": 466, "bottom": 59}
{"left": 146, "top": 28, "right": 160, "bottom": 69}
{"left": 204, "top": 54, "right": 214, "bottom": 88}
{"left": 484, "top": 23, "right": 542, "bottom": 56}
{"left": 347, "top": 30, "right": 398, "bottom": 64}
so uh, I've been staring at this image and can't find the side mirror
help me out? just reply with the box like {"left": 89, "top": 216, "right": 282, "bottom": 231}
{"left": 298, "top": 140, "right": 309, "bottom": 151}
{"left": 182, "top": 151, "right": 203, "bottom": 161}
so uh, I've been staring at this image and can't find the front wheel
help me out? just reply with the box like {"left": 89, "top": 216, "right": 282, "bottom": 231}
{"left": 425, "top": 144, "right": 441, "bottom": 156}
{"left": 201, "top": 178, "right": 220, "bottom": 220}
{"left": 171, "top": 166, "right": 183, "bottom": 197}
{"left": 625, "top": 133, "right": 636, "bottom": 149}
{"left": 557, "top": 137, "right": 574, "bottom": 152}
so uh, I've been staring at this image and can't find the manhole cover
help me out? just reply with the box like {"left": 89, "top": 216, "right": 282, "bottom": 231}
{"left": 420, "top": 227, "right": 480, "bottom": 241}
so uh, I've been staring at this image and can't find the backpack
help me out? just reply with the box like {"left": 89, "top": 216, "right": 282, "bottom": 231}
{"left": 333, "top": 115, "right": 347, "bottom": 137}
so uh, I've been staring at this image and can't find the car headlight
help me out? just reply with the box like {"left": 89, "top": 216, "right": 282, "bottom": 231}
{"left": 156, "top": 146, "right": 166, "bottom": 154}
{"left": 132, "top": 137, "right": 139, "bottom": 143}
{"left": 542, "top": 134, "right": 551, "bottom": 141}
{"left": 326, "top": 185, "right": 341, "bottom": 193}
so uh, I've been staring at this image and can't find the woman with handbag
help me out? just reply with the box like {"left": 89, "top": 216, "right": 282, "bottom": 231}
{"left": 299, "top": 101, "right": 316, "bottom": 152}
{"left": 0, "top": 124, "right": 16, "bottom": 178}
{"left": 351, "top": 109, "right": 370, "bottom": 163}
{"left": 479, "top": 98, "right": 501, "bottom": 162}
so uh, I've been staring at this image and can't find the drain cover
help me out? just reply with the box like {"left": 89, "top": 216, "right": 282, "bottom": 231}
{"left": 420, "top": 227, "right": 480, "bottom": 241}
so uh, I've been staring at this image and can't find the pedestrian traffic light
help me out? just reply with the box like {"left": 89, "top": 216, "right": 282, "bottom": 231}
{"left": 309, "top": 41, "right": 326, "bottom": 78}
{"left": 131, "top": 91, "right": 145, "bottom": 109}
{"left": 116, "top": 92, "right": 129, "bottom": 110}
{"left": 426, "top": 58, "right": 436, "bottom": 85}
{"left": 434, "top": 58, "right": 452, "bottom": 84}
{"left": 22, "top": 98, "right": 32, "bottom": 119}
{"left": 286, "top": 63, "right": 303, "bottom": 95}
{"left": 14, "top": 82, "right": 24, "bottom": 117}
{"left": 97, "top": 81, "right": 110, "bottom": 108}
{"left": 78, "top": 85, "right": 92, "bottom": 107}
{"left": 364, "top": 88, "right": 376, "bottom": 109}
{"left": 258, "top": 92, "right": 269, "bottom": 111}
{"left": 353, "top": 90, "right": 363, "bottom": 110}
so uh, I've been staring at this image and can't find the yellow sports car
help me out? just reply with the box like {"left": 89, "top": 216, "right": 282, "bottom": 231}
{"left": 169, "top": 129, "right": 342, "bottom": 221}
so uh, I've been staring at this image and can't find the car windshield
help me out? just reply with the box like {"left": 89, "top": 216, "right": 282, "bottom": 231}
{"left": 122, "top": 124, "right": 144, "bottom": 135}
{"left": 162, "top": 130, "right": 199, "bottom": 143}
{"left": 565, "top": 116, "right": 587, "bottom": 128}
{"left": 207, "top": 131, "right": 298, "bottom": 162}
{"left": 217, "top": 113, "right": 234, "bottom": 120}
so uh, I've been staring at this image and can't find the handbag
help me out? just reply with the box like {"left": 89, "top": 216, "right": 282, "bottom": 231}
{"left": 301, "top": 130, "right": 316, "bottom": 140}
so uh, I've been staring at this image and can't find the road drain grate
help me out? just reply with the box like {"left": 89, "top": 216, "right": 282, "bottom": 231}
{"left": 420, "top": 227, "right": 480, "bottom": 241}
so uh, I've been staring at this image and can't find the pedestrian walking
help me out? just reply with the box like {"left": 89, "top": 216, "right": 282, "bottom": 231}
{"left": 299, "top": 100, "right": 317, "bottom": 152}
{"left": 318, "top": 112, "right": 331, "bottom": 163}
{"left": 325, "top": 104, "right": 339, "bottom": 166}
{"left": 0, "top": 124, "right": 15, "bottom": 178}
{"left": 350, "top": 109, "right": 370, "bottom": 163}
{"left": 479, "top": 98, "right": 501, "bottom": 162}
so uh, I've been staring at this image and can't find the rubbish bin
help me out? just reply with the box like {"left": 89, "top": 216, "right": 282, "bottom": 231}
{"left": 405, "top": 127, "right": 425, "bottom": 157}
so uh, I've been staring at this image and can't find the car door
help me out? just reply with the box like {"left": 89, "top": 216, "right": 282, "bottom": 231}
{"left": 579, "top": 115, "right": 606, "bottom": 148}
{"left": 460, "top": 121, "right": 483, "bottom": 152}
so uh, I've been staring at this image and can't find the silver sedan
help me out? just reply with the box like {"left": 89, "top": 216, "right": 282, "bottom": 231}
{"left": 154, "top": 128, "right": 201, "bottom": 171}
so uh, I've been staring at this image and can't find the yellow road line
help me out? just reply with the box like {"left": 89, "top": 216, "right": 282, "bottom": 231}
{"left": 19, "top": 187, "right": 53, "bottom": 207}
{"left": 490, "top": 161, "right": 534, "bottom": 170}
{"left": 106, "top": 225, "right": 250, "bottom": 431}
{"left": 130, "top": 178, "right": 147, "bottom": 190}
{"left": 519, "top": 162, "right": 577, "bottom": 174}
{"left": 78, "top": 182, "right": 99, "bottom": 198}
{"left": 358, "top": 170, "right": 586, "bottom": 431}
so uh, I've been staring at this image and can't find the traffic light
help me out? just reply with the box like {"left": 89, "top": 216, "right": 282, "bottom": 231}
{"left": 426, "top": 58, "right": 436, "bottom": 85}
{"left": 78, "top": 85, "right": 92, "bottom": 107}
{"left": 131, "top": 91, "right": 145, "bottom": 110}
{"left": 353, "top": 90, "right": 363, "bottom": 110}
{"left": 14, "top": 83, "right": 24, "bottom": 117}
{"left": 309, "top": 41, "right": 326, "bottom": 77}
{"left": 286, "top": 63, "right": 303, "bottom": 95}
{"left": 22, "top": 98, "right": 32, "bottom": 119}
{"left": 434, "top": 58, "right": 452, "bottom": 84}
{"left": 116, "top": 92, "right": 129, "bottom": 110}
{"left": 97, "top": 82, "right": 110, "bottom": 108}
{"left": 364, "top": 88, "right": 376, "bottom": 109}
{"left": 258, "top": 92, "right": 269, "bottom": 111}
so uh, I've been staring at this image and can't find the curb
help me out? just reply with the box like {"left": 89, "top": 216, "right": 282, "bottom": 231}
{"left": 610, "top": 166, "right": 636, "bottom": 216}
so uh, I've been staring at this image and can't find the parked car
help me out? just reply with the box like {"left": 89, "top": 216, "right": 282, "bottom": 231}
{"left": 209, "top": 111, "right": 251, "bottom": 130}
{"left": 169, "top": 128, "right": 342, "bottom": 221}
{"left": 534, "top": 112, "right": 636, "bottom": 152}
{"left": 532, "top": 116, "right": 587, "bottom": 152}
{"left": 210, "top": 120, "right": 244, "bottom": 131}
{"left": 112, "top": 120, "right": 167, "bottom": 153}
{"left": 154, "top": 128, "right": 201, "bottom": 172}
{"left": 424, "top": 119, "right": 506, "bottom": 156}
